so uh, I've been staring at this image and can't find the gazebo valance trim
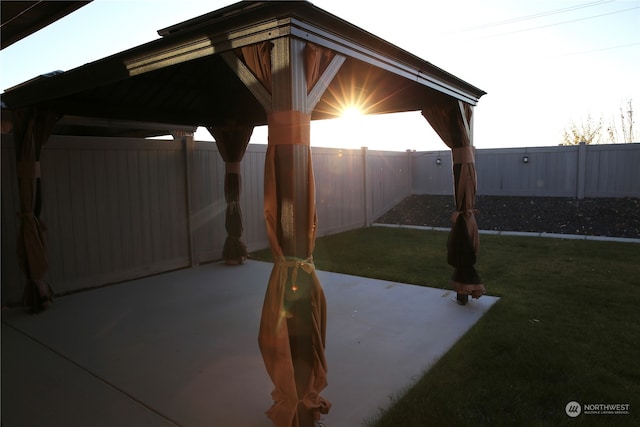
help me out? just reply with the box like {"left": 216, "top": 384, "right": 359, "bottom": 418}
{"left": 126, "top": 19, "right": 290, "bottom": 76}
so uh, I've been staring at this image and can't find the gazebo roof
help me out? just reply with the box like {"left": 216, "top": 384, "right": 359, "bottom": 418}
{"left": 1, "top": 1, "right": 485, "bottom": 134}
{"left": 0, "top": 1, "right": 91, "bottom": 50}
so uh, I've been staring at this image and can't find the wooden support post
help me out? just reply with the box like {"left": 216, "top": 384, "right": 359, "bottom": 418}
{"left": 172, "top": 130, "right": 196, "bottom": 266}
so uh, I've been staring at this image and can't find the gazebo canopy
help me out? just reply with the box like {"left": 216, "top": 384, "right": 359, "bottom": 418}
{"left": 1, "top": 0, "right": 485, "bottom": 133}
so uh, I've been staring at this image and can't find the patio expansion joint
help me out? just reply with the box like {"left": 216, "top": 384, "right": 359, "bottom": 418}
{"left": 1, "top": 320, "right": 184, "bottom": 427}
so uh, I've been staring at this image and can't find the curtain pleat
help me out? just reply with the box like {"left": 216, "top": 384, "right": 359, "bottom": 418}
{"left": 259, "top": 110, "right": 330, "bottom": 427}
{"left": 13, "top": 107, "right": 59, "bottom": 312}
{"left": 240, "top": 38, "right": 332, "bottom": 425}
{"left": 208, "top": 124, "right": 253, "bottom": 264}
{"left": 304, "top": 42, "right": 335, "bottom": 93}
{"left": 422, "top": 100, "right": 485, "bottom": 299}
{"left": 238, "top": 41, "right": 273, "bottom": 93}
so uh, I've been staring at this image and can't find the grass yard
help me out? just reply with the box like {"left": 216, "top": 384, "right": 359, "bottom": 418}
{"left": 251, "top": 226, "right": 640, "bottom": 426}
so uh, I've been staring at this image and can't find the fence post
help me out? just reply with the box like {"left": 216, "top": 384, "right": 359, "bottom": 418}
{"left": 172, "top": 130, "right": 197, "bottom": 266}
{"left": 406, "top": 149, "right": 413, "bottom": 194}
{"left": 576, "top": 141, "right": 587, "bottom": 199}
{"left": 362, "top": 146, "right": 369, "bottom": 226}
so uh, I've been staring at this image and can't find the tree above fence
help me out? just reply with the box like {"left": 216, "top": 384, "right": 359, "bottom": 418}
{"left": 562, "top": 99, "right": 637, "bottom": 145}
{"left": 561, "top": 113, "right": 603, "bottom": 145}
{"left": 608, "top": 99, "right": 636, "bottom": 144}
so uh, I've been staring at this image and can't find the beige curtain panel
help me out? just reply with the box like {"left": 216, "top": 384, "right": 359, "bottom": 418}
{"left": 208, "top": 123, "right": 254, "bottom": 264}
{"left": 13, "top": 107, "right": 59, "bottom": 312}
{"left": 422, "top": 100, "right": 485, "bottom": 299}
{"left": 236, "top": 42, "right": 344, "bottom": 427}
{"left": 259, "top": 110, "right": 330, "bottom": 426}
{"left": 238, "top": 39, "right": 337, "bottom": 425}
{"left": 238, "top": 41, "right": 273, "bottom": 93}
{"left": 304, "top": 42, "right": 335, "bottom": 93}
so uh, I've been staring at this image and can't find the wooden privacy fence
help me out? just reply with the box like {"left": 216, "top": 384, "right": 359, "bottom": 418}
{"left": 412, "top": 143, "right": 640, "bottom": 198}
{"left": 1, "top": 136, "right": 410, "bottom": 303}
{"left": 3, "top": 135, "right": 637, "bottom": 304}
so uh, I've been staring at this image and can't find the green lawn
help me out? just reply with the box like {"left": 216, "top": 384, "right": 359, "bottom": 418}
{"left": 251, "top": 227, "right": 640, "bottom": 426}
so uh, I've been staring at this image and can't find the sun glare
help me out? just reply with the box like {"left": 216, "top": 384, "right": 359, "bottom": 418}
{"left": 341, "top": 105, "right": 363, "bottom": 119}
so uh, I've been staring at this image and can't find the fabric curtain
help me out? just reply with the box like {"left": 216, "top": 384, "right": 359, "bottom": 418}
{"left": 240, "top": 38, "right": 332, "bottom": 426}
{"left": 237, "top": 41, "right": 273, "bottom": 93}
{"left": 207, "top": 123, "right": 254, "bottom": 264}
{"left": 304, "top": 42, "right": 335, "bottom": 93}
{"left": 12, "top": 107, "right": 59, "bottom": 313}
{"left": 259, "top": 110, "right": 330, "bottom": 426}
{"left": 422, "top": 100, "right": 485, "bottom": 300}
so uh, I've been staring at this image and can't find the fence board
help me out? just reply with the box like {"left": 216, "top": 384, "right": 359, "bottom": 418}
{"left": 585, "top": 144, "right": 640, "bottom": 197}
{"left": 241, "top": 145, "right": 268, "bottom": 252}
{"left": 190, "top": 142, "right": 226, "bottom": 264}
{"left": 367, "top": 150, "right": 411, "bottom": 221}
{"left": 38, "top": 136, "right": 191, "bottom": 296}
{"left": 413, "top": 145, "right": 639, "bottom": 198}
{"left": 411, "top": 151, "right": 453, "bottom": 195}
{"left": 313, "top": 147, "right": 366, "bottom": 234}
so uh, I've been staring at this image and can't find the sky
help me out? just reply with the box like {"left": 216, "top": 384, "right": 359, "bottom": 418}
{"left": 1, "top": 0, "right": 639, "bottom": 151}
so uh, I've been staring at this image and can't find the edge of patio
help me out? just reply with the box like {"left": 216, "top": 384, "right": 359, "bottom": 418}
{"left": 1, "top": 260, "right": 499, "bottom": 427}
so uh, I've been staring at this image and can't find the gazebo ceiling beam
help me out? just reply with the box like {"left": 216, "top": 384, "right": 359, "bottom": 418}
{"left": 39, "top": 98, "right": 244, "bottom": 128}
{"left": 57, "top": 115, "right": 197, "bottom": 134}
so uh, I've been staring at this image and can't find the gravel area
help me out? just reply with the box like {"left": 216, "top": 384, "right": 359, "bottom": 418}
{"left": 376, "top": 195, "right": 640, "bottom": 239}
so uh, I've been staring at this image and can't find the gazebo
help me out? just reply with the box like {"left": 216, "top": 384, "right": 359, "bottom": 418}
{"left": 1, "top": 2, "right": 485, "bottom": 426}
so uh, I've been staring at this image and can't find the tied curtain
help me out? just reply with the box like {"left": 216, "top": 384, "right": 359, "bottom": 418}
{"left": 258, "top": 111, "right": 330, "bottom": 427}
{"left": 239, "top": 39, "right": 332, "bottom": 426}
{"left": 207, "top": 124, "right": 254, "bottom": 264}
{"left": 13, "top": 107, "right": 59, "bottom": 313}
{"left": 422, "top": 100, "right": 485, "bottom": 299}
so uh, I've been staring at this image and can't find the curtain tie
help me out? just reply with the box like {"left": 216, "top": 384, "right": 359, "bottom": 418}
{"left": 275, "top": 257, "right": 315, "bottom": 292}
{"left": 451, "top": 209, "right": 477, "bottom": 222}
{"left": 225, "top": 161, "right": 241, "bottom": 174}
{"left": 267, "top": 111, "right": 311, "bottom": 146}
{"left": 452, "top": 146, "right": 474, "bottom": 164}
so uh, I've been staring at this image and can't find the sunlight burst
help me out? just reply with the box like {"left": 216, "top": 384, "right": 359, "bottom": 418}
{"left": 341, "top": 105, "right": 363, "bottom": 119}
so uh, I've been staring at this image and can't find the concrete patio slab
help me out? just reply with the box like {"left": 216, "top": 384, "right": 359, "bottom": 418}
{"left": 2, "top": 260, "right": 499, "bottom": 426}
